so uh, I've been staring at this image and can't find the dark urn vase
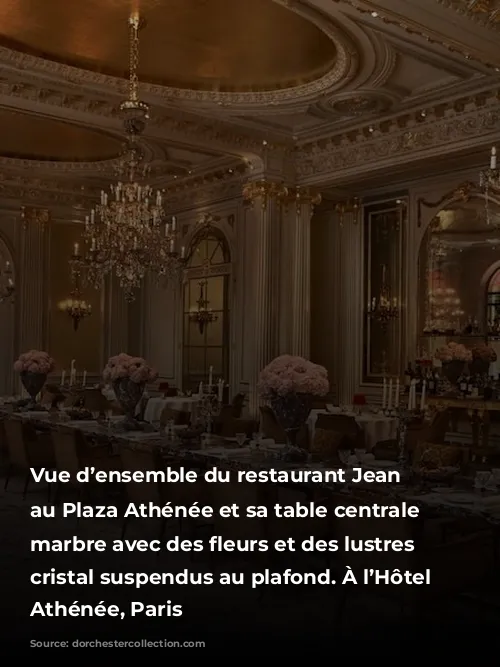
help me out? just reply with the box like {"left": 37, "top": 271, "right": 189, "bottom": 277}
{"left": 113, "top": 378, "right": 145, "bottom": 430}
{"left": 20, "top": 371, "right": 47, "bottom": 410}
{"left": 470, "top": 358, "right": 489, "bottom": 376}
{"left": 270, "top": 393, "right": 311, "bottom": 460}
{"left": 441, "top": 360, "right": 464, "bottom": 384}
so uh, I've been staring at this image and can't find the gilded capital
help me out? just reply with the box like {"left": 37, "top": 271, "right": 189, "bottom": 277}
{"left": 335, "top": 198, "right": 361, "bottom": 224}
{"left": 286, "top": 186, "right": 322, "bottom": 214}
{"left": 21, "top": 206, "right": 50, "bottom": 230}
{"left": 242, "top": 180, "right": 288, "bottom": 209}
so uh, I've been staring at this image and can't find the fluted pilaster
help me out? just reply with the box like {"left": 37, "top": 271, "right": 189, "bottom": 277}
{"left": 337, "top": 200, "right": 363, "bottom": 404}
{"left": 285, "top": 188, "right": 321, "bottom": 357}
{"left": 104, "top": 275, "right": 129, "bottom": 358}
{"left": 18, "top": 207, "right": 50, "bottom": 353}
{"left": 243, "top": 180, "right": 285, "bottom": 415}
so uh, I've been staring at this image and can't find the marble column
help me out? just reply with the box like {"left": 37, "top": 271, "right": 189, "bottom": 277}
{"left": 103, "top": 275, "right": 129, "bottom": 358}
{"left": 18, "top": 207, "right": 50, "bottom": 354}
{"left": 283, "top": 188, "right": 321, "bottom": 358}
{"left": 242, "top": 180, "right": 286, "bottom": 416}
{"left": 336, "top": 201, "right": 363, "bottom": 405}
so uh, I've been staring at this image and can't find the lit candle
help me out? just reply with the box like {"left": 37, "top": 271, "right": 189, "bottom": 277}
{"left": 165, "top": 223, "right": 170, "bottom": 236}
{"left": 73, "top": 242, "right": 79, "bottom": 256}
{"left": 382, "top": 264, "right": 386, "bottom": 284}
{"left": 90, "top": 210, "right": 95, "bottom": 223}
{"left": 170, "top": 239, "right": 174, "bottom": 252}
{"left": 82, "top": 370, "right": 87, "bottom": 387}
{"left": 208, "top": 366, "right": 213, "bottom": 386}
{"left": 382, "top": 377, "right": 387, "bottom": 410}
{"left": 5, "top": 260, "right": 10, "bottom": 270}
{"left": 61, "top": 370, "right": 66, "bottom": 386}
{"left": 491, "top": 146, "right": 497, "bottom": 170}
{"left": 395, "top": 379, "right": 400, "bottom": 407}
{"left": 91, "top": 238, "right": 96, "bottom": 251}
{"left": 199, "top": 381, "right": 203, "bottom": 395}
{"left": 181, "top": 246, "right": 185, "bottom": 259}
{"left": 133, "top": 236, "right": 138, "bottom": 250}
{"left": 172, "top": 216, "right": 177, "bottom": 231}
{"left": 387, "top": 378, "right": 393, "bottom": 410}
{"left": 420, "top": 380, "right": 426, "bottom": 412}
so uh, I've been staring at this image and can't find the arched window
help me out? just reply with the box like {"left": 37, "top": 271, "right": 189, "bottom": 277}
{"left": 182, "top": 227, "right": 231, "bottom": 389}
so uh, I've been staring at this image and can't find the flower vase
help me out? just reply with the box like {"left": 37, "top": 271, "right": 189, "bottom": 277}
{"left": 270, "top": 393, "right": 311, "bottom": 461}
{"left": 113, "top": 378, "right": 145, "bottom": 430}
{"left": 470, "top": 358, "right": 489, "bottom": 376}
{"left": 20, "top": 371, "right": 47, "bottom": 410}
{"left": 441, "top": 360, "right": 464, "bottom": 384}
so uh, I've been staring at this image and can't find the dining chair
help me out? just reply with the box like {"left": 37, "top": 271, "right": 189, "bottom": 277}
{"left": 3, "top": 418, "right": 55, "bottom": 499}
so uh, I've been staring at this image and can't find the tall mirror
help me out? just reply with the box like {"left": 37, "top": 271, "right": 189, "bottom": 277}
{"left": 418, "top": 193, "right": 500, "bottom": 364}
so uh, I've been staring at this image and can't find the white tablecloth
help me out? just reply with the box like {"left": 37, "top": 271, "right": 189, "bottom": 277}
{"left": 308, "top": 409, "right": 397, "bottom": 450}
{"left": 144, "top": 396, "right": 200, "bottom": 423}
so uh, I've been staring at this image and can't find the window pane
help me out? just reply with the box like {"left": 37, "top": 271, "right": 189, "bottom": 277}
{"left": 187, "top": 347, "right": 205, "bottom": 376}
{"left": 206, "top": 276, "right": 224, "bottom": 310}
{"left": 205, "top": 313, "right": 223, "bottom": 346}
{"left": 185, "top": 314, "right": 205, "bottom": 346}
{"left": 211, "top": 242, "right": 224, "bottom": 265}
{"left": 206, "top": 347, "right": 223, "bottom": 376}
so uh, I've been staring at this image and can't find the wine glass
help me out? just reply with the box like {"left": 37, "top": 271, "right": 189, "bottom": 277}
{"left": 235, "top": 432, "right": 246, "bottom": 448}
{"left": 338, "top": 449, "right": 351, "bottom": 466}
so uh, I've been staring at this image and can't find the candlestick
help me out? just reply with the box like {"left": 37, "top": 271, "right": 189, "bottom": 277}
{"left": 82, "top": 370, "right": 87, "bottom": 387}
{"left": 199, "top": 381, "right": 203, "bottom": 396}
{"left": 73, "top": 242, "right": 79, "bottom": 256}
{"left": 208, "top": 366, "right": 213, "bottom": 386}
{"left": 382, "top": 378, "right": 387, "bottom": 410}
{"left": 61, "top": 370, "right": 66, "bottom": 386}
{"left": 395, "top": 379, "right": 400, "bottom": 408}
{"left": 387, "top": 379, "right": 393, "bottom": 410}
{"left": 491, "top": 146, "right": 497, "bottom": 170}
{"left": 420, "top": 380, "right": 426, "bottom": 412}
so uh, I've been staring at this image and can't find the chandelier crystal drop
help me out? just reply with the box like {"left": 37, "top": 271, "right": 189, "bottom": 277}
{"left": 78, "top": 14, "right": 185, "bottom": 300}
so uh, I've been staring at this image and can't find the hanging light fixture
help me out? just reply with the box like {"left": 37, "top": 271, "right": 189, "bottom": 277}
{"left": 78, "top": 14, "right": 183, "bottom": 300}
{"left": 189, "top": 262, "right": 218, "bottom": 335}
{"left": 0, "top": 258, "right": 14, "bottom": 303}
{"left": 367, "top": 264, "right": 399, "bottom": 330}
{"left": 58, "top": 243, "right": 92, "bottom": 331}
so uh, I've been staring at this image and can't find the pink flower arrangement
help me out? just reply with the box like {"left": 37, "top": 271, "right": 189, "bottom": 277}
{"left": 13, "top": 350, "right": 55, "bottom": 375}
{"left": 435, "top": 342, "right": 472, "bottom": 363}
{"left": 258, "top": 355, "right": 329, "bottom": 398}
{"left": 102, "top": 353, "right": 158, "bottom": 385}
{"left": 471, "top": 343, "right": 497, "bottom": 362}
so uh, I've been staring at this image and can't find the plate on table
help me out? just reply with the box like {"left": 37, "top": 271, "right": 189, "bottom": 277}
{"left": 365, "top": 460, "right": 396, "bottom": 468}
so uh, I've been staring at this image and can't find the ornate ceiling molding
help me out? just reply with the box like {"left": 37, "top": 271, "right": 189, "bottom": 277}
{"left": 436, "top": 1, "right": 500, "bottom": 30}
{"left": 330, "top": 0, "right": 500, "bottom": 70}
{"left": 0, "top": 71, "right": 285, "bottom": 157}
{"left": 0, "top": 2, "right": 359, "bottom": 109}
{"left": 296, "top": 90, "right": 500, "bottom": 181}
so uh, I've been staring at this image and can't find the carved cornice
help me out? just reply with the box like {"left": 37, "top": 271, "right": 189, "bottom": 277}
{"left": 437, "top": 1, "right": 500, "bottom": 30}
{"left": 20, "top": 206, "right": 50, "bottom": 229}
{"left": 416, "top": 180, "right": 478, "bottom": 226}
{"left": 297, "top": 91, "right": 500, "bottom": 181}
{"left": 332, "top": 0, "right": 500, "bottom": 70}
{"left": 0, "top": 71, "right": 286, "bottom": 155}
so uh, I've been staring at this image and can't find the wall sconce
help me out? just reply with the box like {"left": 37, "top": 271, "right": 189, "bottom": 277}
{"left": 58, "top": 242, "right": 92, "bottom": 331}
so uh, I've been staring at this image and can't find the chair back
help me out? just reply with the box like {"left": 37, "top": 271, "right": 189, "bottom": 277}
{"left": 231, "top": 393, "right": 245, "bottom": 418}
{"left": 120, "top": 446, "right": 165, "bottom": 504}
{"left": 259, "top": 406, "right": 286, "bottom": 442}
{"left": 160, "top": 406, "right": 189, "bottom": 426}
{"left": 83, "top": 389, "right": 108, "bottom": 413}
{"left": 4, "top": 419, "right": 30, "bottom": 467}
{"left": 52, "top": 428, "right": 82, "bottom": 484}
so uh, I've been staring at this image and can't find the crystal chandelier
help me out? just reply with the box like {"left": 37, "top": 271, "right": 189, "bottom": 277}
{"left": 79, "top": 15, "right": 184, "bottom": 300}
{"left": 189, "top": 275, "right": 218, "bottom": 335}
{"left": 59, "top": 243, "right": 92, "bottom": 331}
{"left": 0, "top": 258, "right": 14, "bottom": 303}
{"left": 367, "top": 264, "right": 399, "bottom": 330}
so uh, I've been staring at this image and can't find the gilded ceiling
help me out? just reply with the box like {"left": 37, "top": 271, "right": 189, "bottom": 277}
{"left": 0, "top": 109, "right": 122, "bottom": 161}
{"left": 0, "top": 0, "right": 337, "bottom": 92}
